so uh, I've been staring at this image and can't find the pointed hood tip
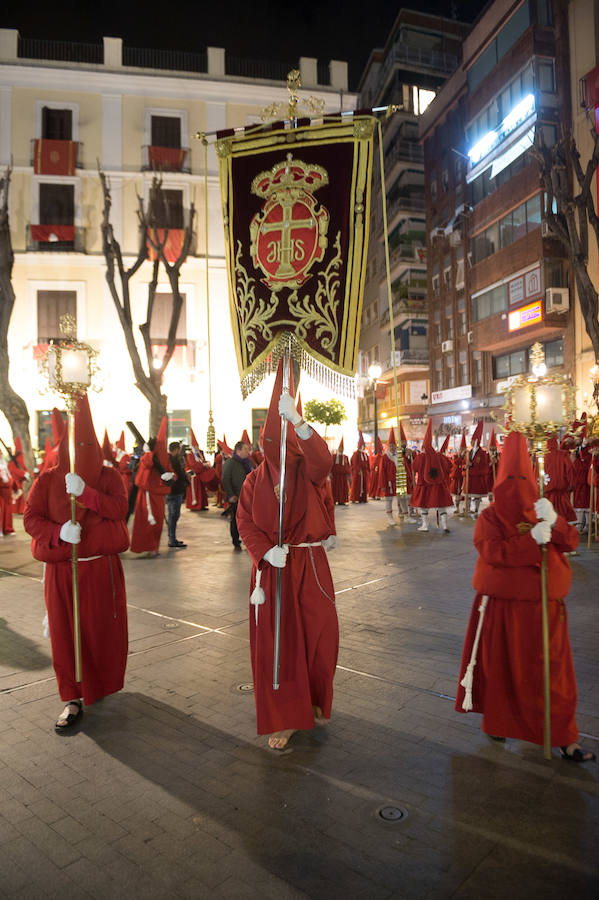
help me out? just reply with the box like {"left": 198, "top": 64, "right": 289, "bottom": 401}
{"left": 262, "top": 357, "right": 299, "bottom": 469}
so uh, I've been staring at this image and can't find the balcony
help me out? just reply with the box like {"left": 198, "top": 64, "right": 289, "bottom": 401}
{"left": 384, "top": 139, "right": 424, "bottom": 169}
{"left": 27, "top": 225, "right": 86, "bottom": 253}
{"left": 378, "top": 44, "right": 458, "bottom": 92}
{"left": 389, "top": 241, "right": 426, "bottom": 267}
{"left": 383, "top": 193, "right": 425, "bottom": 227}
{"left": 31, "top": 139, "right": 83, "bottom": 174}
{"left": 386, "top": 349, "right": 429, "bottom": 369}
{"left": 142, "top": 145, "right": 190, "bottom": 174}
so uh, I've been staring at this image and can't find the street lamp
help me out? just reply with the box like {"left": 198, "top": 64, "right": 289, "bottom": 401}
{"left": 368, "top": 362, "right": 382, "bottom": 447}
{"left": 504, "top": 341, "right": 575, "bottom": 760}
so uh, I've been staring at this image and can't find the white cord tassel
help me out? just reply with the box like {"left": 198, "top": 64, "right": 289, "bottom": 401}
{"left": 190, "top": 473, "right": 197, "bottom": 506}
{"left": 250, "top": 568, "right": 266, "bottom": 625}
{"left": 42, "top": 612, "right": 49, "bottom": 639}
{"left": 146, "top": 491, "right": 156, "bottom": 525}
{"left": 460, "top": 595, "right": 489, "bottom": 711}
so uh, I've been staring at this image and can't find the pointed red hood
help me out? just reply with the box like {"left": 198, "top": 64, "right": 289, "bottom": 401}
{"left": 422, "top": 419, "right": 432, "bottom": 450}
{"left": 241, "top": 429, "right": 251, "bottom": 446}
{"left": 14, "top": 436, "right": 23, "bottom": 456}
{"left": 154, "top": 417, "right": 170, "bottom": 470}
{"left": 375, "top": 436, "right": 383, "bottom": 455}
{"left": 459, "top": 428, "right": 467, "bottom": 452}
{"left": 189, "top": 428, "right": 199, "bottom": 449}
{"left": 493, "top": 430, "right": 538, "bottom": 531}
{"left": 220, "top": 435, "right": 233, "bottom": 457}
{"left": 54, "top": 394, "right": 104, "bottom": 488}
{"left": 51, "top": 408, "right": 66, "bottom": 445}
{"left": 489, "top": 428, "right": 497, "bottom": 449}
{"left": 357, "top": 430, "right": 365, "bottom": 449}
{"left": 440, "top": 434, "right": 450, "bottom": 454}
{"left": 262, "top": 357, "right": 300, "bottom": 471}
{"left": 399, "top": 421, "right": 407, "bottom": 445}
{"left": 421, "top": 420, "right": 444, "bottom": 484}
{"left": 337, "top": 437, "right": 344, "bottom": 454}
{"left": 387, "top": 426, "right": 396, "bottom": 448}
{"left": 296, "top": 393, "right": 302, "bottom": 417}
{"left": 102, "top": 429, "right": 115, "bottom": 464}
{"left": 471, "top": 419, "right": 483, "bottom": 447}
{"left": 116, "top": 431, "right": 126, "bottom": 451}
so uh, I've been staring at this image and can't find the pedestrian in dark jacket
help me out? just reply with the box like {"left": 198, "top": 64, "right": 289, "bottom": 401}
{"left": 166, "top": 442, "right": 189, "bottom": 548}
{"left": 222, "top": 441, "right": 254, "bottom": 551}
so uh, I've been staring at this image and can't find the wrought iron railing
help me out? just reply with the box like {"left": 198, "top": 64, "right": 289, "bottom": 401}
{"left": 19, "top": 38, "right": 103, "bottom": 64}
{"left": 123, "top": 46, "right": 207, "bottom": 73}
{"left": 27, "top": 225, "right": 86, "bottom": 253}
{"left": 225, "top": 56, "right": 296, "bottom": 81}
{"left": 384, "top": 139, "right": 424, "bottom": 167}
{"left": 142, "top": 145, "right": 191, "bottom": 174}
{"left": 30, "top": 139, "right": 83, "bottom": 170}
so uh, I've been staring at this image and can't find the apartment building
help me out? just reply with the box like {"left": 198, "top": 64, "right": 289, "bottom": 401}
{"left": 356, "top": 10, "right": 469, "bottom": 443}
{"left": 0, "top": 30, "right": 353, "bottom": 448}
{"left": 420, "top": 0, "right": 573, "bottom": 445}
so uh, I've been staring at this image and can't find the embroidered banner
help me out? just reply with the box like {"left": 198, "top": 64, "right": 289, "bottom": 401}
{"left": 33, "top": 139, "right": 78, "bottom": 176}
{"left": 147, "top": 228, "right": 184, "bottom": 263}
{"left": 216, "top": 116, "right": 374, "bottom": 396}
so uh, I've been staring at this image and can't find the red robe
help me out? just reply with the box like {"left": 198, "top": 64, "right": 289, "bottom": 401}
{"left": 130, "top": 453, "right": 171, "bottom": 552}
{"left": 8, "top": 455, "right": 28, "bottom": 514}
{"left": 588, "top": 457, "right": 599, "bottom": 513}
{"left": 572, "top": 447, "right": 591, "bottom": 509}
{"left": 377, "top": 451, "right": 396, "bottom": 497}
{"left": 467, "top": 447, "right": 491, "bottom": 495}
{"left": 185, "top": 450, "right": 209, "bottom": 510}
{"left": 236, "top": 430, "right": 338, "bottom": 735}
{"left": 401, "top": 451, "right": 414, "bottom": 495}
{"left": 368, "top": 452, "right": 382, "bottom": 498}
{"left": 330, "top": 452, "right": 351, "bottom": 504}
{"left": 349, "top": 449, "right": 369, "bottom": 503}
{"left": 116, "top": 452, "right": 132, "bottom": 500}
{"left": 411, "top": 451, "right": 452, "bottom": 509}
{"left": 213, "top": 452, "right": 226, "bottom": 508}
{"left": 455, "top": 507, "right": 579, "bottom": 746}
{"left": 0, "top": 462, "right": 15, "bottom": 534}
{"left": 23, "top": 466, "right": 129, "bottom": 705}
{"left": 251, "top": 449, "right": 264, "bottom": 467}
{"left": 449, "top": 453, "right": 465, "bottom": 496}
{"left": 542, "top": 442, "right": 576, "bottom": 523}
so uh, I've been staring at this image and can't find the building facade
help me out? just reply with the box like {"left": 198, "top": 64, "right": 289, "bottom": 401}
{"left": 356, "top": 11, "right": 469, "bottom": 444}
{"left": 0, "top": 30, "right": 354, "bottom": 451}
{"left": 421, "top": 0, "right": 574, "bottom": 447}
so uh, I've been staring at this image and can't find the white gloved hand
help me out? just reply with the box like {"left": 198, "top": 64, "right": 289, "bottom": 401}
{"left": 115, "top": 448, "right": 125, "bottom": 462}
{"left": 531, "top": 520, "right": 552, "bottom": 545}
{"left": 143, "top": 443, "right": 150, "bottom": 452}
{"left": 65, "top": 473, "right": 85, "bottom": 497}
{"left": 534, "top": 497, "right": 557, "bottom": 527}
{"left": 60, "top": 521, "right": 81, "bottom": 544}
{"left": 278, "top": 393, "right": 302, "bottom": 425}
{"left": 263, "top": 544, "right": 289, "bottom": 568}
{"left": 323, "top": 535, "right": 337, "bottom": 551}
{"left": 160, "top": 472, "right": 175, "bottom": 482}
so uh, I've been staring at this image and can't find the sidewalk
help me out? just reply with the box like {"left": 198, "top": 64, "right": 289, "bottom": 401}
{"left": 0, "top": 502, "right": 598, "bottom": 899}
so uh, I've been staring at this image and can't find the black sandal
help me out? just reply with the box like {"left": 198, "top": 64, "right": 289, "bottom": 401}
{"left": 55, "top": 700, "right": 83, "bottom": 733}
{"left": 560, "top": 744, "right": 596, "bottom": 762}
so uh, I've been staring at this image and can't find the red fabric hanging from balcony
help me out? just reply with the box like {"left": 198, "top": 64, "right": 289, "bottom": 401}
{"left": 147, "top": 229, "right": 184, "bottom": 263}
{"left": 147, "top": 146, "right": 187, "bottom": 171}
{"left": 30, "top": 225, "right": 75, "bottom": 242}
{"left": 33, "top": 139, "right": 78, "bottom": 175}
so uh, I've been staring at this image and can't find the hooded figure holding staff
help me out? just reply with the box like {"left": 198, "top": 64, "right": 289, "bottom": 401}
{"left": 236, "top": 360, "right": 339, "bottom": 750}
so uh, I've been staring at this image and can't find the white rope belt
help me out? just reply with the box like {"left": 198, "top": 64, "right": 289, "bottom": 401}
{"left": 146, "top": 490, "right": 156, "bottom": 525}
{"left": 78, "top": 555, "right": 103, "bottom": 562}
{"left": 190, "top": 472, "right": 197, "bottom": 505}
{"left": 460, "top": 595, "right": 489, "bottom": 711}
{"left": 288, "top": 542, "right": 323, "bottom": 548}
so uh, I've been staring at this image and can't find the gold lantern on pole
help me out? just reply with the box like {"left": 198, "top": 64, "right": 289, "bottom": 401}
{"left": 42, "top": 314, "right": 99, "bottom": 683}
{"left": 504, "top": 341, "right": 576, "bottom": 760}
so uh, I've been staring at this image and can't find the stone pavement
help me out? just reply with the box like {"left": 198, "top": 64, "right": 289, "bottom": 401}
{"left": 0, "top": 500, "right": 598, "bottom": 899}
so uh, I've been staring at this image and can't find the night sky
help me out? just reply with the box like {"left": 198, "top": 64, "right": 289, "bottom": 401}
{"left": 4, "top": 1, "right": 487, "bottom": 89}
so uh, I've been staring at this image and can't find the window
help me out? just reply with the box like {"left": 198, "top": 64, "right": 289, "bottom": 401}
{"left": 443, "top": 256, "right": 452, "bottom": 290}
{"left": 441, "top": 167, "right": 449, "bottom": 192}
{"left": 467, "top": 4, "right": 530, "bottom": 92}
{"left": 538, "top": 61, "right": 555, "bottom": 93}
{"left": 39, "top": 184, "right": 74, "bottom": 225}
{"left": 458, "top": 309, "right": 467, "bottom": 336}
{"left": 149, "top": 292, "right": 187, "bottom": 343}
{"left": 431, "top": 178, "right": 437, "bottom": 202}
{"left": 472, "top": 354, "right": 482, "bottom": 385}
{"left": 512, "top": 202, "right": 527, "bottom": 242}
{"left": 545, "top": 259, "right": 565, "bottom": 288}
{"left": 472, "top": 222, "right": 498, "bottom": 264}
{"left": 152, "top": 189, "right": 184, "bottom": 228}
{"left": 472, "top": 194, "right": 543, "bottom": 263}
{"left": 493, "top": 348, "right": 528, "bottom": 379}
{"left": 42, "top": 107, "right": 72, "bottom": 141}
{"left": 37, "top": 290, "right": 76, "bottom": 343}
{"left": 472, "top": 284, "right": 507, "bottom": 322}
{"left": 459, "top": 362, "right": 468, "bottom": 385}
{"left": 544, "top": 338, "right": 564, "bottom": 368}
{"left": 536, "top": 0, "right": 553, "bottom": 25}
{"left": 151, "top": 115, "right": 181, "bottom": 149}
{"left": 526, "top": 193, "right": 542, "bottom": 230}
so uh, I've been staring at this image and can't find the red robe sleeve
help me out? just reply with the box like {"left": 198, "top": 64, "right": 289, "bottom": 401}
{"left": 23, "top": 475, "right": 62, "bottom": 550}
{"left": 300, "top": 429, "right": 333, "bottom": 483}
{"left": 79, "top": 468, "right": 128, "bottom": 520}
{"left": 236, "top": 470, "right": 273, "bottom": 567}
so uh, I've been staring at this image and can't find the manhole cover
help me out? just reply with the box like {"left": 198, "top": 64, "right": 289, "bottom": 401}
{"left": 237, "top": 683, "right": 254, "bottom": 693}
{"left": 164, "top": 622, "right": 179, "bottom": 629}
{"left": 377, "top": 805, "right": 407, "bottom": 823}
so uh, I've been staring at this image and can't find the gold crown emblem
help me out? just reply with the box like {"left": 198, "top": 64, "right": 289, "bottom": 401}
{"left": 251, "top": 152, "right": 328, "bottom": 199}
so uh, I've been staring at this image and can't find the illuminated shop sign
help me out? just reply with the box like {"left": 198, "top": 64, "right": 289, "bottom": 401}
{"left": 508, "top": 300, "right": 543, "bottom": 332}
{"left": 508, "top": 264, "right": 543, "bottom": 306}
{"left": 468, "top": 93, "right": 536, "bottom": 166}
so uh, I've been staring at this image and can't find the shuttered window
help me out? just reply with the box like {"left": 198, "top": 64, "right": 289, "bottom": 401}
{"left": 151, "top": 116, "right": 181, "bottom": 148}
{"left": 42, "top": 107, "right": 72, "bottom": 140}
{"left": 39, "top": 184, "right": 74, "bottom": 225}
{"left": 150, "top": 293, "right": 187, "bottom": 343}
{"left": 37, "top": 290, "right": 76, "bottom": 343}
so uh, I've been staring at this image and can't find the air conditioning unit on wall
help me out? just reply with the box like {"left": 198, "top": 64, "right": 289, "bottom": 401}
{"left": 467, "top": 330, "right": 474, "bottom": 344}
{"left": 441, "top": 340, "right": 454, "bottom": 352}
{"left": 546, "top": 287, "right": 569, "bottom": 312}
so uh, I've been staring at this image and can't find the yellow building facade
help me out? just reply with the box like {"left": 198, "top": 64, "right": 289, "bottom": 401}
{"left": 0, "top": 32, "right": 356, "bottom": 451}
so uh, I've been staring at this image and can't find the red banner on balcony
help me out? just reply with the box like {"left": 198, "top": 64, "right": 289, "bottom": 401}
{"left": 147, "top": 229, "right": 184, "bottom": 263}
{"left": 147, "top": 146, "right": 188, "bottom": 171}
{"left": 30, "top": 225, "right": 75, "bottom": 242}
{"left": 585, "top": 64, "right": 599, "bottom": 111}
{"left": 33, "top": 139, "right": 77, "bottom": 175}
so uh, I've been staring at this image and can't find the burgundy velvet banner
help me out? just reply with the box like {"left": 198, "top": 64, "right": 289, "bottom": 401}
{"left": 33, "top": 139, "right": 77, "bottom": 175}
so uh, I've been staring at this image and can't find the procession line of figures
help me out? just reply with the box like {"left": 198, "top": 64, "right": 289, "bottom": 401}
{"left": 4, "top": 380, "right": 597, "bottom": 759}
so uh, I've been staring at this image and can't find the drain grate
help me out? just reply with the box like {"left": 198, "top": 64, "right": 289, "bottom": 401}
{"left": 377, "top": 805, "right": 407, "bottom": 823}
{"left": 164, "top": 622, "right": 179, "bottom": 629}
{"left": 237, "top": 683, "right": 254, "bottom": 693}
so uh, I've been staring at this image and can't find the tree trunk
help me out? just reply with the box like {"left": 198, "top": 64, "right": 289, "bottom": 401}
{"left": 0, "top": 168, "right": 35, "bottom": 476}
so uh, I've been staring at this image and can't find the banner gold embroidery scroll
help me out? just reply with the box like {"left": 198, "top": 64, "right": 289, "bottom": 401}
{"left": 216, "top": 117, "right": 375, "bottom": 397}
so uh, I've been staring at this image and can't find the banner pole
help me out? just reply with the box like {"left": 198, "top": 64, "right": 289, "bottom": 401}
{"left": 273, "top": 341, "right": 290, "bottom": 691}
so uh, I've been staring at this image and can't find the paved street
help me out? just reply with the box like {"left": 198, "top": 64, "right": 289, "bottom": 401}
{"left": 0, "top": 500, "right": 598, "bottom": 899}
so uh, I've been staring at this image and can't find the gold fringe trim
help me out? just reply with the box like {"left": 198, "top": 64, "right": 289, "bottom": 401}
{"left": 240, "top": 332, "right": 356, "bottom": 400}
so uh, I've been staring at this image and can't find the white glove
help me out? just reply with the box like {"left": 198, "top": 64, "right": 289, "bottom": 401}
{"left": 60, "top": 521, "right": 81, "bottom": 544}
{"left": 323, "top": 535, "right": 337, "bottom": 551}
{"left": 143, "top": 443, "right": 150, "bottom": 452}
{"left": 278, "top": 393, "right": 301, "bottom": 425}
{"left": 115, "top": 448, "right": 125, "bottom": 462}
{"left": 263, "top": 544, "right": 289, "bottom": 568}
{"left": 531, "top": 520, "right": 552, "bottom": 545}
{"left": 534, "top": 497, "right": 557, "bottom": 527}
{"left": 65, "top": 473, "right": 85, "bottom": 497}
{"left": 160, "top": 472, "right": 175, "bottom": 482}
